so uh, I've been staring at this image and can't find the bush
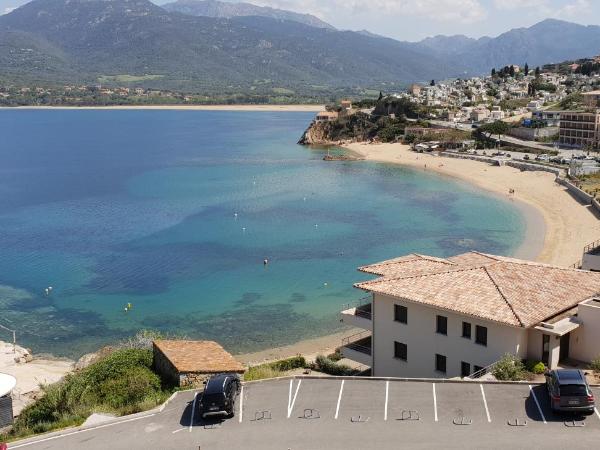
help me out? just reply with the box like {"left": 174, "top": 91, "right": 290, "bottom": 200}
{"left": 3, "top": 348, "right": 170, "bottom": 442}
{"left": 314, "top": 355, "right": 355, "bottom": 376}
{"left": 524, "top": 360, "right": 546, "bottom": 374}
{"left": 269, "top": 355, "right": 306, "bottom": 372}
{"left": 492, "top": 354, "right": 526, "bottom": 381}
{"left": 590, "top": 357, "right": 600, "bottom": 373}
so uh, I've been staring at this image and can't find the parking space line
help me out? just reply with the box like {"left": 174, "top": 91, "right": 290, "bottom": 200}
{"left": 480, "top": 384, "right": 491, "bottom": 423}
{"left": 432, "top": 383, "right": 438, "bottom": 422}
{"left": 239, "top": 385, "right": 244, "bottom": 423}
{"left": 335, "top": 380, "right": 345, "bottom": 420}
{"left": 189, "top": 392, "right": 199, "bottom": 432}
{"left": 529, "top": 385, "right": 546, "bottom": 424}
{"left": 595, "top": 407, "right": 600, "bottom": 421}
{"left": 384, "top": 381, "right": 389, "bottom": 421}
{"left": 287, "top": 380, "right": 302, "bottom": 418}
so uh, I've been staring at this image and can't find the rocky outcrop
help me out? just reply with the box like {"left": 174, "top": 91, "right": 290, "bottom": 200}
{"left": 298, "top": 121, "right": 334, "bottom": 145}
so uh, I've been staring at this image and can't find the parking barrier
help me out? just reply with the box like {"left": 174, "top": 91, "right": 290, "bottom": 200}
{"left": 453, "top": 417, "right": 473, "bottom": 426}
{"left": 252, "top": 410, "right": 272, "bottom": 421}
{"left": 350, "top": 415, "right": 370, "bottom": 423}
{"left": 302, "top": 409, "right": 320, "bottom": 419}
{"left": 398, "top": 410, "right": 420, "bottom": 421}
{"left": 564, "top": 420, "right": 585, "bottom": 428}
{"left": 507, "top": 418, "right": 527, "bottom": 427}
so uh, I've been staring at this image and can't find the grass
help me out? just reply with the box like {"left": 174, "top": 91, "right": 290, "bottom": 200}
{"left": 0, "top": 344, "right": 175, "bottom": 443}
{"left": 97, "top": 74, "right": 164, "bottom": 83}
{"left": 578, "top": 172, "right": 600, "bottom": 197}
{"left": 243, "top": 356, "right": 307, "bottom": 382}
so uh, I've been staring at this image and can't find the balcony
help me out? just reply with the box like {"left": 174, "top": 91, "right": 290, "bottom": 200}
{"left": 340, "top": 297, "right": 372, "bottom": 330}
{"left": 340, "top": 331, "right": 372, "bottom": 367}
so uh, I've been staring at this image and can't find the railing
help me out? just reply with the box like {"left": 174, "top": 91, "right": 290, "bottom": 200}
{"left": 584, "top": 238, "right": 600, "bottom": 255}
{"left": 341, "top": 296, "right": 372, "bottom": 320}
{"left": 468, "top": 358, "right": 504, "bottom": 380}
{"left": 341, "top": 331, "right": 372, "bottom": 355}
{"left": 0, "top": 322, "right": 16, "bottom": 353}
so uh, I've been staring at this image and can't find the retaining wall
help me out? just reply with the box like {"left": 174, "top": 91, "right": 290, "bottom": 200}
{"left": 556, "top": 177, "right": 594, "bottom": 205}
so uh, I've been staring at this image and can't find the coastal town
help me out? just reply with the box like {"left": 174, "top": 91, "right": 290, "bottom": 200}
{"left": 5, "top": 0, "right": 600, "bottom": 447}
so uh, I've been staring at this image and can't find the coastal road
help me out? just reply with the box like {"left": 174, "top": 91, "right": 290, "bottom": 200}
{"left": 7, "top": 378, "right": 600, "bottom": 449}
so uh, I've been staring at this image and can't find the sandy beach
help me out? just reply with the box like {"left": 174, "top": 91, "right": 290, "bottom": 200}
{"left": 345, "top": 142, "right": 600, "bottom": 268}
{"left": 1, "top": 104, "right": 324, "bottom": 112}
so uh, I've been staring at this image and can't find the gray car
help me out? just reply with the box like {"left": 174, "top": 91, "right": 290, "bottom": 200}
{"left": 545, "top": 369, "right": 595, "bottom": 415}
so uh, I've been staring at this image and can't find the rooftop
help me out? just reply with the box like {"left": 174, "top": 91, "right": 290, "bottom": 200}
{"left": 356, "top": 252, "right": 600, "bottom": 328}
{"left": 153, "top": 340, "right": 245, "bottom": 374}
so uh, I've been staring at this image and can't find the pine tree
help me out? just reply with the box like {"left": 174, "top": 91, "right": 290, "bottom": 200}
{"left": 491, "top": 68, "right": 496, "bottom": 77}
{"left": 535, "top": 66, "right": 541, "bottom": 77}
{"left": 524, "top": 63, "right": 529, "bottom": 76}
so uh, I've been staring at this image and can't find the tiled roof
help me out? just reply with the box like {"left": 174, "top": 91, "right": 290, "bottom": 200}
{"left": 355, "top": 252, "right": 600, "bottom": 328}
{"left": 153, "top": 340, "right": 245, "bottom": 373}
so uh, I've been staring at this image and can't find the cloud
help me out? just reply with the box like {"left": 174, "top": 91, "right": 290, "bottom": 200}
{"left": 254, "top": 0, "right": 487, "bottom": 24}
{"left": 554, "top": 0, "right": 591, "bottom": 17}
{"left": 493, "top": 0, "right": 547, "bottom": 10}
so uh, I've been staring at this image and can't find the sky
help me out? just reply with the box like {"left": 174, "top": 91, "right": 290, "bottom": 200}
{"left": 0, "top": 0, "right": 598, "bottom": 41}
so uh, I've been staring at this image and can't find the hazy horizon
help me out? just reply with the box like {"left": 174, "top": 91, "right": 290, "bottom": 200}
{"left": 0, "top": 0, "right": 598, "bottom": 41}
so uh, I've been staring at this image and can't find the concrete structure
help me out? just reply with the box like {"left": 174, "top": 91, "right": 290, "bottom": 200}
{"left": 0, "top": 373, "right": 16, "bottom": 428}
{"left": 341, "top": 252, "right": 600, "bottom": 378}
{"left": 569, "top": 158, "right": 600, "bottom": 177}
{"left": 559, "top": 111, "right": 600, "bottom": 148}
{"left": 532, "top": 110, "right": 561, "bottom": 127}
{"left": 583, "top": 90, "right": 600, "bottom": 108}
{"left": 340, "top": 100, "right": 352, "bottom": 111}
{"left": 409, "top": 84, "right": 422, "bottom": 96}
{"left": 470, "top": 107, "right": 490, "bottom": 122}
{"left": 508, "top": 126, "right": 558, "bottom": 141}
{"left": 152, "top": 340, "right": 245, "bottom": 387}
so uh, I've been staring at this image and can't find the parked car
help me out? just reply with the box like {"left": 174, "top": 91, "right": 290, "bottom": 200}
{"left": 545, "top": 369, "right": 595, "bottom": 415}
{"left": 535, "top": 154, "right": 550, "bottom": 162}
{"left": 198, "top": 373, "right": 241, "bottom": 419}
{"left": 523, "top": 154, "right": 530, "bottom": 160}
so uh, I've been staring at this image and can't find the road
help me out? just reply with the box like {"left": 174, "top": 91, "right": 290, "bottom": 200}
{"left": 7, "top": 377, "right": 600, "bottom": 450}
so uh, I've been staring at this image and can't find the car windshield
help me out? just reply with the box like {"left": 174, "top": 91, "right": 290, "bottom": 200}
{"left": 559, "top": 384, "right": 588, "bottom": 396}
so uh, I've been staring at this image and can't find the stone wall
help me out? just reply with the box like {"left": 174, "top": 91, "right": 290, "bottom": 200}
{"left": 180, "top": 372, "right": 212, "bottom": 388}
{"left": 505, "top": 160, "right": 562, "bottom": 176}
{"left": 556, "top": 177, "right": 594, "bottom": 205}
{"left": 152, "top": 343, "right": 181, "bottom": 386}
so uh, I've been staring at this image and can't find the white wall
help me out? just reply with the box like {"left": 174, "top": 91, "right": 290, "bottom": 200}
{"left": 571, "top": 300, "right": 600, "bottom": 363}
{"left": 372, "top": 294, "right": 527, "bottom": 378}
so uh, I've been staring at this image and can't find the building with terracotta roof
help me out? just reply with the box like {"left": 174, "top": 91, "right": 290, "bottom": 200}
{"left": 340, "top": 252, "right": 600, "bottom": 378}
{"left": 153, "top": 340, "right": 245, "bottom": 387}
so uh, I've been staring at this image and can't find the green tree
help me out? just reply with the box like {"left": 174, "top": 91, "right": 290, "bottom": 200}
{"left": 491, "top": 68, "right": 496, "bottom": 77}
{"left": 430, "top": 79, "right": 435, "bottom": 86}
{"left": 524, "top": 62, "right": 529, "bottom": 76}
{"left": 479, "top": 120, "right": 510, "bottom": 147}
{"left": 509, "top": 65, "right": 515, "bottom": 77}
{"left": 535, "top": 66, "right": 541, "bottom": 77}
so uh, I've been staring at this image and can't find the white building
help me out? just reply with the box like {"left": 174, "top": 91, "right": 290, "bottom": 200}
{"left": 340, "top": 252, "right": 600, "bottom": 378}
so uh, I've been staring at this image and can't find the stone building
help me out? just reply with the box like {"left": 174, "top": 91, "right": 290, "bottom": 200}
{"left": 153, "top": 340, "right": 245, "bottom": 387}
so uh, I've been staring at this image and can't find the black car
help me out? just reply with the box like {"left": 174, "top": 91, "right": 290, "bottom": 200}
{"left": 545, "top": 369, "right": 595, "bottom": 415}
{"left": 198, "top": 373, "right": 241, "bottom": 419}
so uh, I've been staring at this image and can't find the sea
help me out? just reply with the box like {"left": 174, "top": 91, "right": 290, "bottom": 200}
{"left": 0, "top": 110, "right": 526, "bottom": 358}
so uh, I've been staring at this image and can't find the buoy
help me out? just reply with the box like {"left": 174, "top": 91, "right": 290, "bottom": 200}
{"left": 48, "top": 286, "right": 53, "bottom": 291}
{"left": 234, "top": 212, "right": 238, "bottom": 218}
{"left": 124, "top": 307, "right": 128, "bottom": 312}
{"left": 44, "top": 288, "right": 49, "bottom": 296}
{"left": 314, "top": 224, "right": 318, "bottom": 228}
{"left": 127, "top": 303, "right": 132, "bottom": 309}
{"left": 263, "top": 259, "right": 269, "bottom": 265}
{"left": 324, "top": 282, "right": 328, "bottom": 286}
{"left": 242, "top": 227, "right": 246, "bottom": 232}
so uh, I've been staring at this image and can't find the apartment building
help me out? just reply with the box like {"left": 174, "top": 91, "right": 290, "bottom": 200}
{"left": 559, "top": 110, "right": 600, "bottom": 148}
{"left": 583, "top": 90, "right": 600, "bottom": 108}
{"left": 340, "top": 252, "right": 600, "bottom": 378}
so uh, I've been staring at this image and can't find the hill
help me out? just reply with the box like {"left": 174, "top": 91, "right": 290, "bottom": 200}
{"left": 162, "top": 0, "right": 334, "bottom": 29}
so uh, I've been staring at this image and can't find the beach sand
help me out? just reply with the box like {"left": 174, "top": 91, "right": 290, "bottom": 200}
{"left": 2, "top": 104, "right": 324, "bottom": 112}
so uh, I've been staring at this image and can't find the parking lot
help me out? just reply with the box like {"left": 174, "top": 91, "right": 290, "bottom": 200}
{"left": 9, "top": 377, "right": 600, "bottom": 449}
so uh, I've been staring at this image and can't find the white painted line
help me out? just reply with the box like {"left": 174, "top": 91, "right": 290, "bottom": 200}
{"left": 480, "top": 384, "right": 491, "bottom": 423}
{"left": 10, "top": 414, "right": 157, "bottom": 448}
{"left": 432, "top": 383, "right": 438, "bottom": 422}
{"left": 288, "top": 379, "right": 293, "bottom": 413}
{"left": 287, "top": 379, "right": 302, "bottom": 418}
{"left": 239, "top": 385, "right": 244, "bottom": 423}
{"left": 189, "top": 392, "right": 199, "bottom": 432}
{"left": 159, "top": 391, "right": 178, "bottom": 412}
{"left": 335, "top": 380, "right": 345, "bottom": 420}
{"left": 595, "top": 407, "right": 600, "bottom": 421}
{"left": 384, "top": 381, "right": 389, "bottom": 421}
{"left": 171, "top": 428, "right": 186, "bottom": 434}
{"left": 529, "top": 385, "right": 546, "bottom": 424}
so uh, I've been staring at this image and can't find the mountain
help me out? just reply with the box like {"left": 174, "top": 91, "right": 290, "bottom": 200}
{"left": 162, "top": 0, "right": 334, "bottom": 30}
{"left": 417, "top": 19, "right": 600, "bottom": 73}
{"left": 0, "top": 0, "right": 459, "bottom": 91}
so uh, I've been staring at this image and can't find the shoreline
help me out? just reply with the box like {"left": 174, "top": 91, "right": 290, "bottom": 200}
{"left": 344, "top": 142, "right": 600, "bottom": 268}
{"left": 0, "top": 104, "right": 324, "bottom": 112}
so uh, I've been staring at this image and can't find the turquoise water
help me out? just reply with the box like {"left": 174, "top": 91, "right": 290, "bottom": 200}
{"left": 0, "top": 110, "right": 526, "bottom": 358}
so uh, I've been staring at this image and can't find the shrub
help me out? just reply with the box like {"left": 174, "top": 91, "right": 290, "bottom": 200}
{"left": 314, "top": 355, "right": 355, "bottom": 376}
{"left": 243, "top": 365, "right": 281, "bottom": 382}
{"left": 524, "top": 360, "right": 546, "bottom": 374}
{"left": 590, "top": 357, "right": 600, "bottom": 373}
{"left": 491, "top": 354, "right": 525, "bottom": 381}
{"left": 327, "top": 350, "right": 342, "bottom": 362}
{"left": 269, "top": 355, "right": 306, "bottom": 372}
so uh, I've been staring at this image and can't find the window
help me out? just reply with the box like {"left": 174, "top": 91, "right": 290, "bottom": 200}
{"left": 461, "top": 361, "right": 471, "bottom": 378}
{"left": 473, "top": 365, "right": 484, "bottom": 377}
{"left": 394, "top": 304, "right": 407, "bottom": 324}
{"left": 435, "top": 354, "right": 447, "bottom": 373}
{"left": 462, "top": 322, "right": 471, "bottom": 339}
{"left": 394, "top": 341, "right": 407, "bottom": 361}
{"left": 475, "top": 325, "right": 488, "bottom": 346}
{"left": 436, "top": 315, "right": 447, "bottom": 335}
